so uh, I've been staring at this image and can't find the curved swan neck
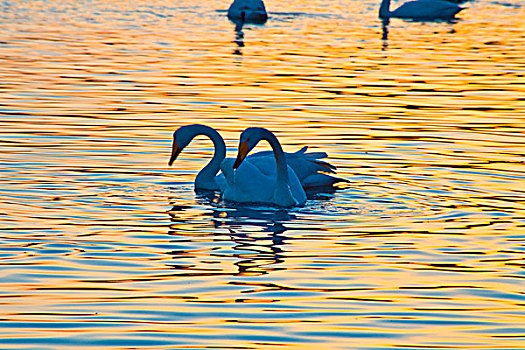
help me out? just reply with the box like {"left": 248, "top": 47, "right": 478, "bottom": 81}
{"left": 379, "top": 0, "right": 391, "bottom": 18}
{"left": 189, "top": 125, "right": 226, "bottom": 187}
{"left": 260, "top": 129, "right": 290, "bottom": 184}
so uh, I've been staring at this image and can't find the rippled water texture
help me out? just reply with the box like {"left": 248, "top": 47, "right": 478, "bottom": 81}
{"left": 1, "top": 0, "right": 524, "bottom": 348}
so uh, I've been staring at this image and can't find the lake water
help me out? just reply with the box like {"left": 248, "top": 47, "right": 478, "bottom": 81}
{"left": 1, "top": 0, "right": 524, "bottom": 348}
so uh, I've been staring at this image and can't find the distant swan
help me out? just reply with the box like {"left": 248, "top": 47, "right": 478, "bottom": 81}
{"left": 227, "top": 0, "right": 268, "bottom": 24}
{"left": 222, "top": 127, "right": 307, "bottom": 207}
{"left": 379, "top": 0, "right": 463, "bottom": 20}
{"left": 168, "top": 124, "right": 343, "bottom": 191}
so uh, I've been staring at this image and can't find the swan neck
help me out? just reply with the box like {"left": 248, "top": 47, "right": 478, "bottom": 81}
{"left": 262, "top": 130, "right": 290, "bottom": 184}
{"left": 379, "top": 0, "right": 391, "bottom": 18}
{"left": 193, "top": 125, "right": 226, "bottom": 187}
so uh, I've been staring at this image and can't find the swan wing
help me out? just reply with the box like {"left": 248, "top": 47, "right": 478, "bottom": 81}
{"left": 245, "top": 146, "right": 341, "bottom": 188}
{"left": 392, "top": 0, "right": 462, "bottom": 18}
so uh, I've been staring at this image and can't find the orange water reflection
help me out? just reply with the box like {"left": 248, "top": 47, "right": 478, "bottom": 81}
{"left": 0, "top": 0, "right": 524, "bottom": 348}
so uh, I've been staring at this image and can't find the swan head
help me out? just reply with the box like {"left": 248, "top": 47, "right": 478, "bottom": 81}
{"left": 168, "top": 125, "right": 201, "bottom": 166}
{"left": 233, "top": 127, "right": 266, "bottom": 169}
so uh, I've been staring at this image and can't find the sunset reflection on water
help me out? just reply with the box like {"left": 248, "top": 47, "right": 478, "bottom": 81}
{"left": 0, "top": 0, "right": 524, "bottom": 348}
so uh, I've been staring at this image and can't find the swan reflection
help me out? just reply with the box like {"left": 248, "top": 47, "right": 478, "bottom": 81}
{"left": 381, "top": 19, "right": 389, "bottom": 51}
{"left": 380, "top": 17, "right": 460, "bottom": 51}
{"left": 214, "top": 205, "right": 293, "bottom": 275}
{"left": 227, "top": 227, "right": 286, "bottom": 276}
{"left": 232, "top": 19, "right": 245, "bottom": 55}
{"left": 212, "top": 205, "right": 295, "bottom": 233}
{"left": 167, "top": 198, "right": 295, "bottom": 275}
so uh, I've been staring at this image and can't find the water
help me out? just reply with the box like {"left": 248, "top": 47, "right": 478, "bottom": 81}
{"left": 1, "top": 0, "right": 524, "bottom": 348}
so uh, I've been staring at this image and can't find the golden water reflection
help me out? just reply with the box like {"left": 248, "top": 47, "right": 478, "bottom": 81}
{"left": 1, "top": 0, "right": 524, "bottom": 348}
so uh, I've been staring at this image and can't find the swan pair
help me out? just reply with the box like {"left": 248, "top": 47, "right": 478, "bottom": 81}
{"left": 379, "top": 0, "right": 463, "bottom": 20}
{"left": 168, "top": 124, "right": 345, "bottom": 207}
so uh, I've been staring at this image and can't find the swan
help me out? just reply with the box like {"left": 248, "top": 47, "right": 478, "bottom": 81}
{"left": 222, "top": 127, "right": 307, "bottom": 207}
{"left": 379, "top": 0, "right": 463, "bottom": 20}
{"left": 168, "top": 124, "right": 343, "bottom": 191}
{"left": 227, "top": 0, "right": 268, "bottom": 24}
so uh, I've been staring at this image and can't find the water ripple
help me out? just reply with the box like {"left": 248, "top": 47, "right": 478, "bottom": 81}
{"left": 1, "top": 0, "right": 524, "bottom": 348}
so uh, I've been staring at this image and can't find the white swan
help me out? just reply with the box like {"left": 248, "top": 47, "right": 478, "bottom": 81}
{"left": 227, "top": 0, "right": 268, "bottom": 24}
{"left": 379, "top": 0, "right": 463, "bottom": 20}
{"left": 168, "top": 124, "right": 343, "bottom": 191}
{"left": 222, "top": 127, "right": 307, "bottom": 207}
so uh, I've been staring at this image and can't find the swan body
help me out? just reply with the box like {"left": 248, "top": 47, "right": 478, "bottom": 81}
{"left": 169, "top": 124, "right": 343, "bottom": 192}
{"left": 222, "top": 127, "right": 307, "bottom": 208}
{"left": 227, "top": 0, "right": 268, "bottom": 24}
{"left": 379, "top": 0, "right": 463, "bottom": 20}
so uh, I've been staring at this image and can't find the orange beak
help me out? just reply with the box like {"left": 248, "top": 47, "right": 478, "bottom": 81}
{"left": 233, "top": 141, "right": 249, "bottom": 169}
{"left": 168, "top": 140, "right": 182, "bottom": 166}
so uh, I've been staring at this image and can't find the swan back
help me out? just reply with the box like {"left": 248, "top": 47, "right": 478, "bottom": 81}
{"left": 381, "top": 0, "right": 463, "bottom": 19}
{"left": 395, "top": 0, "right": 462, "bottom": 18}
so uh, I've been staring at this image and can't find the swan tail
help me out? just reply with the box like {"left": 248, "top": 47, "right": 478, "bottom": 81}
{"left": 289, "top": 147, "right": 336, "bottom": 173}
{"left": 301, "top": 173, "right": 350, "bottom": 190}
{"left": 307, "top": 159, "right": 337, "bottom": 172}
{"left": 294, "top": 146, "right": 308, "bottom": 154}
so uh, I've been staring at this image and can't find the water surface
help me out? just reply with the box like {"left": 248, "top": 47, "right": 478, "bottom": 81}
{"left": 1, "top": 0, "right": 524, "bottom": 348}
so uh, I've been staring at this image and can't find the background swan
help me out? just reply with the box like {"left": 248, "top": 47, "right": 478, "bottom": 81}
{"left": 227, "top": 0, "right": 268, "bottom": 24}
{"left": 222, "top": 127, "right": 307, "bottom": 207}
{"left": 379, "top": 0, "right": 463, "bottom": 20}
{"left": 168, "top": 124, "right": 343, "bottom": 192}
